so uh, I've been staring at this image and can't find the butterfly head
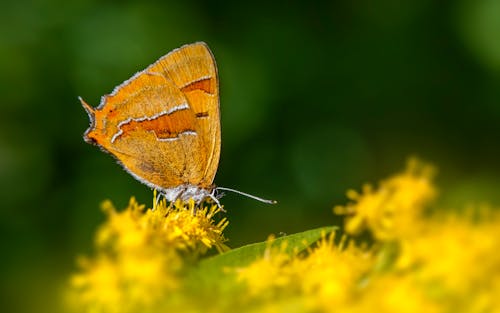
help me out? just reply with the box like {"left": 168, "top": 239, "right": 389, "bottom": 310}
{"left": 79, "top": 97, "right": 100, "bottom": 144}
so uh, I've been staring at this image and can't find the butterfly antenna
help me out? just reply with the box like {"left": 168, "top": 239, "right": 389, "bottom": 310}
{"left": 216, "top": 187, "right": 277, "bottom": 204}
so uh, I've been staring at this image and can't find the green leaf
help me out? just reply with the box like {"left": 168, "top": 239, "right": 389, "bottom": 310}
{"left": 188, "top": 226, "right": 337, "bottom": 283}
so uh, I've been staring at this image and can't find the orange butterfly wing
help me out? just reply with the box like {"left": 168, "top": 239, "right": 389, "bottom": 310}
{"left": 81, "top": 42, "right": 220, "bottom": 191}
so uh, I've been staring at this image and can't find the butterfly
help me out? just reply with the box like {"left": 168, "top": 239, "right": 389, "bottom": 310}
{"left": 80, "top": 42, "right": 275, "bottom": 206}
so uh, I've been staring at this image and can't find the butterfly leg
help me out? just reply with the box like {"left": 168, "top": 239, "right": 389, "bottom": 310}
{"left": 171, "top": 188, "right": 187, "bottom": 205}
{"left": 208, "top": 189, "right": 225, "bottom": 212}
{"left": 153, "top": 190, "right": 163, "bottom": 210}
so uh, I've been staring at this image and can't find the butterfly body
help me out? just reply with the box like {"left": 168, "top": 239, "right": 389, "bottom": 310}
{"left": 80, "top": 42, "right": 221, "bottom": 202}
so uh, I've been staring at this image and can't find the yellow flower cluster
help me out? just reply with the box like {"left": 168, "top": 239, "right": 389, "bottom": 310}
{"left": 236, "top": 159, "right": 500, "bottom": 313}
{"left": 68, "top": 196, "right": 228, "bottom": 313}
{"left": 67, "top": 159, "right": 500, "bottom": 313}
{"left": 334, "top": 158, "right": 436, "bottom": 240}
{"left": 236, "top": 234, "right": 373, "bottom": 311}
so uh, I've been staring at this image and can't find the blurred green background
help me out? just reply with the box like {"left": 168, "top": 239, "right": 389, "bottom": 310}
{"left": 1, "top": 0, "right": 500, "bottom": 312}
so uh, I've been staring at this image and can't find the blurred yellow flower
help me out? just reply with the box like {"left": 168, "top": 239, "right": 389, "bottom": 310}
{"left": 235, "top": 159, "right": 500, "bottom": 313}
{"left": 334, "top": 158, "right": 436, "bottom": 240}
{"left": 348, "top": 275, "right": 442, "bottom": 313}
{"left": 236, "top": 236, "right": 294, "bottom": 296}
{"left": 398, "top": 208, "right": 500, "bottom": 312}
{"left": 298, "top": 235, "right": 373, "bottom": 310}
{"left": 237, "top": 233, "right": 373, "bottom": 311}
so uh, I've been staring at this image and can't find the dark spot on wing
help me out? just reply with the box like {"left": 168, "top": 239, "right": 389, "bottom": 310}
{"left": 195, "top": 111, "right": 209, "bottom": 118}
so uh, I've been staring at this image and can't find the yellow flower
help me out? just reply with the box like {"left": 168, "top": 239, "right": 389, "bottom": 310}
{"left": 66, "top": 159, "right": 500, "bottom": 313}
{"left": 70, "top": 256, "right": 122, "bottom": 313}
{"left": 334, "top": 158, "right": 436, "bottom": 240}
{"left": 333, "top": 158, "right": 500, "bottom": 313}
{"left": 298, "top": 234, "right": 373, "bottom": 310}
{"left": 147, "top": 197, "right": 229, "bottom": 253}
{"left": 397, "top": 208, "right": 500, "bottom": 312}
{"left": 236, "top": 160, "right": 500, "bottom": 313}
{"left": 236, "top": 236, "right": 294, "bottom": 297}
{"left": 348, "top": 275, "right": 442, "bottom": 313}
{"left": 97, "top": 196, "right": 229, "bottom": 254}
{"left": 68, "top": 195, "right": 229, "bottom": 313}
{"left": 69, "top": 251, "right": 178, "bottom": 313}
{"left": 236, "top": 233, "right": 374, "bottom": 311}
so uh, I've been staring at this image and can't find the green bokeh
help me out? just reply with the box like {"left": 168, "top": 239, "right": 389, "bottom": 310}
{"left": 1, "top": 0, "right": 499, "bottom": 312}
